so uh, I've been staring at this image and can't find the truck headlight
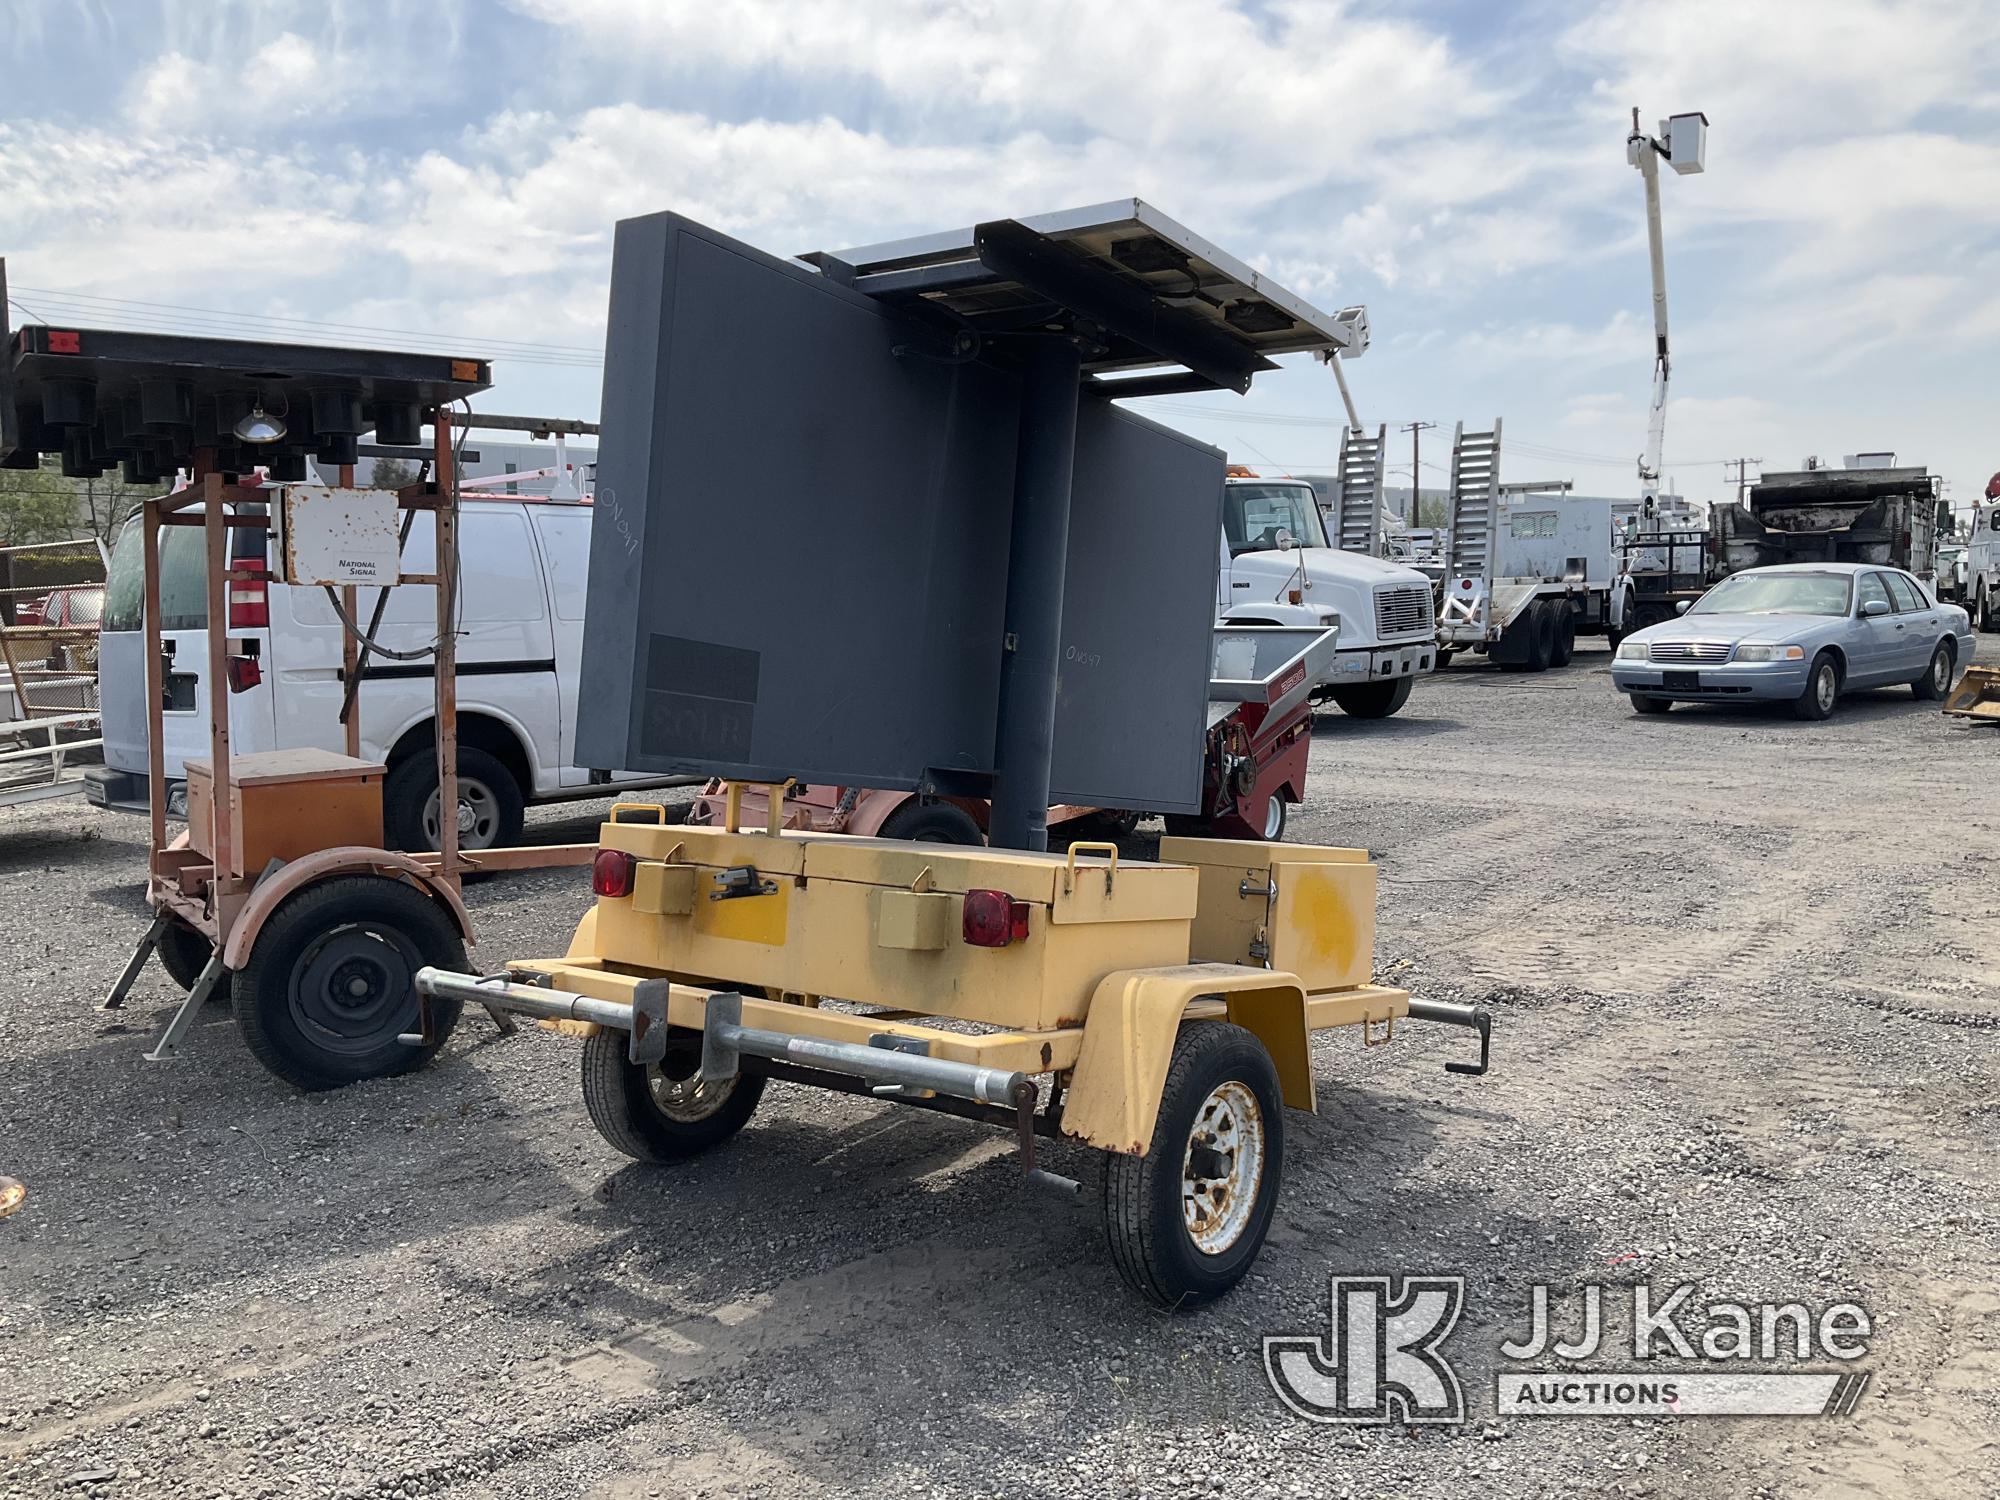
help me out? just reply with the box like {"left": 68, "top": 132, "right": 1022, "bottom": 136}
{"left": 1615, "top": 641, "right": 1648, "bottom": 660}
{"left": 1733, "top": 644, "right": 1805, "bottom": 662}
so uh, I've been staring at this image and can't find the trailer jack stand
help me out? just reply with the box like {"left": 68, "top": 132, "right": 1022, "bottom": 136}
{"left": 1013, "top": 1081, "right": 1082, "bottom": 1201}
{"left": 1406, "top": 999, "right": 1494, "bottom": 1077}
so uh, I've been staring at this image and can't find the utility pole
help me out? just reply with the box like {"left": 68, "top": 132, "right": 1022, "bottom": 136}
{"left": 1724, "top": 457, "right": 1761, "bottom": 509}
{"left": 1400, "top": 421, "right": 1436, "bottom": 528}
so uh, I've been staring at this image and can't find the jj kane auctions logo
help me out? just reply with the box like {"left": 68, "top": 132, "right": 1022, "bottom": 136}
{"left": 1265, "top": 1276, "right": 1873, "bottom": 1421}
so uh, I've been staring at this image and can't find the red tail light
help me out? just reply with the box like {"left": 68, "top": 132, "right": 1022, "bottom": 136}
{"left": 228, "top": 557, "right": 269, "bottom": 629}
{"left": 224, "top": 655, "right": 262, "bottom": 693}
{"left": 46, "top": 330, "right": 81, "bottom": 354}
{"left": 591, "top": 849, "right": 636, "bottom": 898}
{"left": 962, "top": 888, "right": 1029, "bottom": 947}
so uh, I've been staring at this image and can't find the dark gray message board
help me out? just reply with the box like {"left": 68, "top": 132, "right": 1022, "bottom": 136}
{"left": 577, "top": 212, "right": 1223, "bottom": 812}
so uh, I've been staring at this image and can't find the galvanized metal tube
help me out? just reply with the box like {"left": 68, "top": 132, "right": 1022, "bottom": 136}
{"left": 1405, "top": 998, "right": 1484, "bottom": 1029}
{"left": 413, "top": 968, "right": 635, "bottom": 1031}
{"left": 712, "top": 1021, "right": 1025, "bottom": 1106}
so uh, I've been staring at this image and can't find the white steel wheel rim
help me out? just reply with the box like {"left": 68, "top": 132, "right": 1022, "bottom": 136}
{"left": 1263, "top": 796, "right": 1285, "bottom": 840}
{"left": 423, "top": 778, "right": 500, "bottom": 849}
{"left": 1181, "top": 1080, "right": 1266, "bottom": 1256}
{"left": 649, "top": 1066, "right": 736, "bottom": 1123}
{"left": 1815, "top": 666, "right": 1836, "bottom": 711}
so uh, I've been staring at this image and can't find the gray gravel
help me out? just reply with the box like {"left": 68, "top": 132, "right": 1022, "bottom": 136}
{"left": 2, "top": 639, "right": 1997, "bottom": 1499}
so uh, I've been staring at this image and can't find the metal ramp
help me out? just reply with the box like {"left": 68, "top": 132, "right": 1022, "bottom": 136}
{"left": 1332, "top": 425, "right": 1387, "bottom": 555}
{"left": 1447, "top": 420, "right": 1502, "bottom": 581}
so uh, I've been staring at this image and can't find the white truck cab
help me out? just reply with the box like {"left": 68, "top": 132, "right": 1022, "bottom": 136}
{"left": 1217, "top": 477, "right": 1436, "bottom": 717}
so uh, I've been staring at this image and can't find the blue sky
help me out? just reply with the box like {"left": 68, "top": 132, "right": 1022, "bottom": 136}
{"left": 4, "top": 0, "right": 1997, "bottom": 513}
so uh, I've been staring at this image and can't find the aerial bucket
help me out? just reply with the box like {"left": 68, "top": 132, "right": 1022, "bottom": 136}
{"left": 1942, "top": 663, "right": 2000, "bottom": 720}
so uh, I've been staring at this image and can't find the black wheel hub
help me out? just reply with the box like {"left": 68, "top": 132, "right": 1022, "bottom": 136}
{"left": 289, "top": 924, "right": 420, "bottom": 1056}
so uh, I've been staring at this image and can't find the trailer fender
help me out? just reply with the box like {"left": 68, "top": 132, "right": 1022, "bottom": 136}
{"left": 222, "top": 847, "right": 475, "bottom": 970}
{"left": 1063, "top": 964, "right": 1313, "bottom": 1155}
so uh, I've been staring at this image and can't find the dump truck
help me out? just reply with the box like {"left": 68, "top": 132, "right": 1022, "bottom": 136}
{"left": 1712, "top": 461, "right": 1940, "bottom": 585}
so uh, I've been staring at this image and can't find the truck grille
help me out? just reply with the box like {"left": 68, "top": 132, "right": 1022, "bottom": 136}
{"left": 1374, "top": 584, "right": 1435, "bottom": 640}
{"left": 1648, "top": 641, "right": 1733, "bottom": 663}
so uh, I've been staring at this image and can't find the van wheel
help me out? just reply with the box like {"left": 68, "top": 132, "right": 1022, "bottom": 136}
{"left": 876, "top": 800, "right": 985, "bottom": 845}
{"left": 580, "top": 1027, "right": 765, "bottom": 1161}
{"left": 234, "top": 875, "right": 465, "bottom": 1091}
{"left": 384, "top": 745, "right": 525, "bottom": 853}
{"left": 1102, "top": 1022, "right": 1284, "bottom": 1309}
{"left": 1328, "top": 677, "right": 1414, "bottom": 718}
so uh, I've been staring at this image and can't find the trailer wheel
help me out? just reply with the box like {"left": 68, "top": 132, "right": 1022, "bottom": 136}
{"left": 155, "top": 920, "right": 216, "bottom": 995}
{"left": 1328, "top": 676, "right": 1413, "bottom": 718}
{"left": 234, "top": 875, "right": 465, "bottom": 1091}
{"left": 1549, "top": 607, "right": 1576, "bottom": 668}
{"left": 876, "top": 800, "right": 985, "bottom": 845}
{"left": 1102, "top": 1021, "right": 1284, "bottom": 1310}
{"left": 1260, "top": 795, "right": 1288, "bottom": 841}
{"left": 580, "top": 1026, "right": 765, "bottom": 1162}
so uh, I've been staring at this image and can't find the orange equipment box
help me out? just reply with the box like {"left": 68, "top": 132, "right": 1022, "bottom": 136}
{"left": 185, "top": 748, "right": 386, "bottom": 879}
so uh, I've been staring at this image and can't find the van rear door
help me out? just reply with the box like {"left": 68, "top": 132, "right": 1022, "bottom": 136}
{"left": 98, "top": 507, "right": 278, "bottom": 797}
{"left": 267, "top": 503, "right": 558, "bottom": 780}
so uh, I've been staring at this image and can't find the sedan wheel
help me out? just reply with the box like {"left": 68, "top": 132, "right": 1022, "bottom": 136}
{"left": 1793, "top": 653, "right": 1840, "bottom": 721}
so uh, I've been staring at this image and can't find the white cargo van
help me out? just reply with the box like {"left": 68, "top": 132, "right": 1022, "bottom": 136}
{"left": 86, "top": 493, "right": 679, "bottom": 848}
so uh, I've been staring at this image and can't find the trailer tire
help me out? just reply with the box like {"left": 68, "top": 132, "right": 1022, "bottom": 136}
{"left": 1549, "top": 607, "right": 1576, "bottom": 668}
{"left": 1528, "top": 600, "right": 1559, "bottom": 671}
{"left": 1328, "top": 677, "right": 1413, "bottom": 718}
{"left": 1102, "top": 1021, "right": 1284, "bottom": 1310}
{"left": 234, "top": 875, "right": 465, "bottom": 1091}
{"left": 580, "top": 1026, "right": 765, "bottom": 1162}
{"left": 1912, "top": 640, "right": 1955, "bottom": 700}
{"left": 156, "top": 920, "right": 216, "bottom": 995}
{"left": 876, "top": 800, "right": 986, "bottom": 845}
{"left": 1630, "top": 695, "right": 1673, "bottom": 715}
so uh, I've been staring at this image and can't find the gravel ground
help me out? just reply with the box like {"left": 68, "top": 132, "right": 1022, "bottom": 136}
{"left": 2, "top": 639, "right": 1996, "bottom": 1499}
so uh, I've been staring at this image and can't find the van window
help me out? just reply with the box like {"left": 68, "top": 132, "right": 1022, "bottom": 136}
{"left": 532, "top": 509, "right": 591, "bottom": 622}
{"left": 103, "top": 523, "right": 215, "bottom": 631}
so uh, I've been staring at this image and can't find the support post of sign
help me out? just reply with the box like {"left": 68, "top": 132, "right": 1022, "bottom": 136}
{"left": 988, "top": 339, "right": 1082, "bottom": 852}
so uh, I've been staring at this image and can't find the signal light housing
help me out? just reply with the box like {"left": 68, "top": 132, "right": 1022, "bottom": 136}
{"left": 227, "top": 556, "right": 269, "bottom": 629}
{"left": 591, "top": 849, "right": 637, "bottom": 898}
{"left": 962, "top": 888, "right": 1030, "bottom": 947}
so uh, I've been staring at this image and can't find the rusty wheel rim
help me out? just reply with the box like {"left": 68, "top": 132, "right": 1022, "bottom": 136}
{"left": 1181, "top": 1081, "right": 1265, "bottom": 1256}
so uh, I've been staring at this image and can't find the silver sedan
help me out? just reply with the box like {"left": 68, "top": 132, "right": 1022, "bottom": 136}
{"left": 1609, "top": 563, "right": 1973, "bottom": 720}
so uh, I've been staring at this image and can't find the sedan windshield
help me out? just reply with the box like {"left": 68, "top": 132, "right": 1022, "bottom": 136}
{"left": 1688, "top": 571, "right": 1852, "bottom": 617}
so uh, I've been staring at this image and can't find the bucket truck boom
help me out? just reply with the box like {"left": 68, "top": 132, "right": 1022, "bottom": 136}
{"left": 1624, "top": 108, "right": 1708, "bottom": 522}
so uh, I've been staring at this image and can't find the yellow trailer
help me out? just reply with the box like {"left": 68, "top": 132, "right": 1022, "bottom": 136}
{"left": 413, "top": 791, "right": 1490, "bottom": 1307}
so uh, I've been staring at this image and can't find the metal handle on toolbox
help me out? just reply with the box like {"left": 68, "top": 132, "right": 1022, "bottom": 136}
{"left": 609, "top": 802, "right": 667, "bottom": 825}
{"left": 1063, "top": 840, "right": 1119, "bottom": 893}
